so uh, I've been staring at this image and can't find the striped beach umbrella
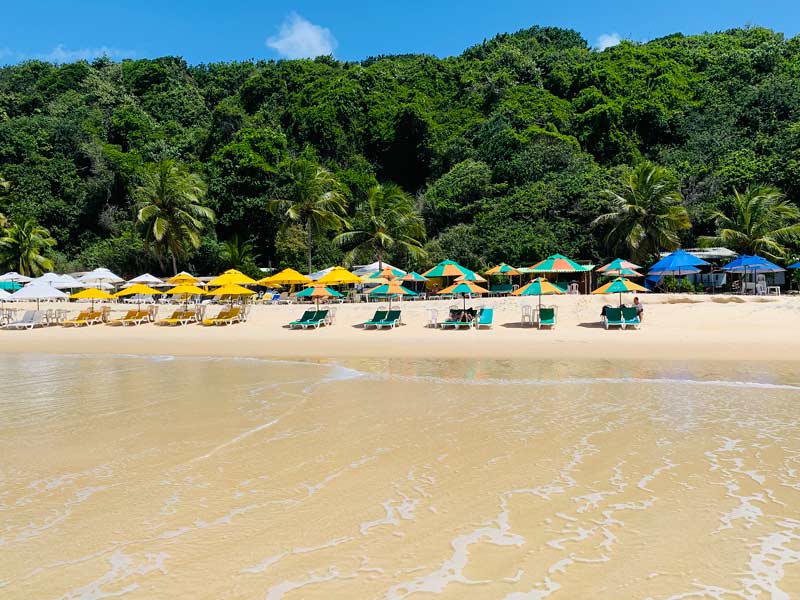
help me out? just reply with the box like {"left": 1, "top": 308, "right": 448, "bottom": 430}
{"left": 438, "top": 281, "right": 489, "bottom": 310}
{"left": 485, "top": 263, "right": 520, "bottom": 276}
{"left": 529, "top": 253, "right": 591, "bottom": 273}
{"left": 422, "top": 259, "right": 472, "bottom": 279}
{"left": 598, "top": 258, "right": 642, "bottom": 274}
{"left": 592, "top": 276, "right": 648, "bottom": 307}
{"left": 512, "top": 277, "right": 565, "bottom": 307}
{"left": 294, "top": 284, "right": 343, "bottom": 308}
{"left": 368, "top": 280, "right": 417, "bottom": 308}
{"left": 401, "top": 271, "right": 428, "bottom": 282}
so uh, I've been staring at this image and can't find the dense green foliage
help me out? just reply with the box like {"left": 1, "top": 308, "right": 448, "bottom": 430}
{"left": 0, "top": 25, "right": 799, "bottom": 276}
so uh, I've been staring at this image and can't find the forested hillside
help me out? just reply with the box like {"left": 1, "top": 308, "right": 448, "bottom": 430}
{"left": 1, "top": 25, "right": 799, "bottom": 276}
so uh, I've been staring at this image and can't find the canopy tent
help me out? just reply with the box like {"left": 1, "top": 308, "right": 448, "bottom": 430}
{"left": 9, "top": 283, "right": 68, "bottom": 309}
{"left": 592, "top": 276, "right": 648, "bottom": 307}
{"left": 648, "top": 250, "right": 709, "bottom": 276}
{"left": 512, "top": 277, "right": 565, "bottom": 307}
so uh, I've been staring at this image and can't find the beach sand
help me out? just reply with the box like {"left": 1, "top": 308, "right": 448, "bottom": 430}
{"left": 2, "top": 293, "right": 800, "bottom": 363}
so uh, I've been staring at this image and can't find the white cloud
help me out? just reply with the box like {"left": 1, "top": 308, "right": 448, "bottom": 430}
{"left": 596, "top": 32, "right": 622, "bottom": 51}
{"left": 266, "top": 12, "right": 337, "bottom": 59}
{"left": 33, "top": 44, "right": 135, "bottom": 63}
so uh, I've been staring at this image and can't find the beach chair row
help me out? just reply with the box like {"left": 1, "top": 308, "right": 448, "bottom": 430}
{"left": 601, "top": 306, "right": 641, "bottom": 330}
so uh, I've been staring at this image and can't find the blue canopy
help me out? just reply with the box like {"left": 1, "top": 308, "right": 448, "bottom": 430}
{"left": 788, "top": 261, "right": 800, "bottom": 269}
{"left": 722, "top": 254, "right": 785, "bottom": 274}
{"left": 648, "top": 250, "right": 709, "bottom": 275}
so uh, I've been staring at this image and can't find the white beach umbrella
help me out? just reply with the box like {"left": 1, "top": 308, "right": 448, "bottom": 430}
{"left": 53, "top": 274, "right": 84, "bottom": 289}
{"left": 0, "top": 271, "right": 32, "bottom": 284}
{"left": 124, "top": 273, "right": 165, "bottom": 287}
{"left": 80, "top": 268, "right": 124, "bottom": 287}
{"left": 0, "top": 289, "right": 11, "bottom": 300}
{"left": 29, "top": 272, "right": 61, "bottom": 285}
{"left": 9, "top": 283, "right": 68, "bottom": 309}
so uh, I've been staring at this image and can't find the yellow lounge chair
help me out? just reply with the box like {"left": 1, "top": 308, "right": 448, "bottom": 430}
{"left": 158, "top": 310, "right": 198, "bottom": 326}
{"left": 157, "top": 309, "right": 186, "bottom": 326}
{"left": 62, "top": 310, "right": 103, "bottom": 327}
{"left": 106, "top": 310, "right": 138, "bottom": 326}
{"left": 209, "top": 307, "right": 241, "bottom": 326}
{"left": 202, "top": 307, "right": 233, "bottom": 326}
{"left": 120, "top": 310, "right": 150, "bottom": 326}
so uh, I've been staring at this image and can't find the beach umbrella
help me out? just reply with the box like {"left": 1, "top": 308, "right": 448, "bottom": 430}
{"left": 166, "top": 272, "right": 200, "bottom": 285}
{"left": 0, "top": 272, "right": 31, "bottom": 292}
{"left": 422, "top": 259, "right": 472, "bottom": 279}
{"left": 788, "top": 261, "right": 800, "bottom": 269}
{"left": 70, "top": 287, "right": 115, "bottom": 312}
{"left": 361, "top": 274, "right": 391, "bottom": 285}
{"left": 592, "top": 276, "right": 648, "bottom": 307}
{"left": 722, "top": 254, "right": 784, "bottom": 273}
{"left": 9, "top": 283, "right": 68, "bottom": 309}
{"left": 316, "top": 266, "right": 362, "bottom": 286}
{"left": 114, "top": 284, "right": 163, "bottom": 311}
{"left": 485, "top": 263, "right": 520, "bottom": 276}
{"left": 401, "top": 271, "right": 428, "bottom": 282}
{"left": 603, "top": 267, "right": 643, "bottom": 278}
{"left": 79, "top": 268, "right": 124, "bottom": 288}
{"left": 206, "top": 283, "right": 256, "bottom": 306}
{"left": 648, "top": 250, "right": 709, "bottom": 276}
{"left": 53, "top": 274, "right": 85, "bottom": 289}
{"left": 512, "top": 277, "right": 565, "bottom": 308}
{"left": 529, "top": 254, "right": 592, "bottom": 273}
{"left": 598, "top": 258, "right": 642, "bottom": 274}
{"left": 438, "top": 281, "right": 489, "bottom": 311}
{"left": 207, "top": 269, "right": 258, "bottom": 287}
{"left": 369, "top": 267, "right": 405, "bottom": 280}
{"left": 455, "top": 271, "right": 487, "bottom": 283}
{"left": 164, "top": 284, "right": 206, "bottom": 309}
{"left": 256, "top": 267, "right": 311, "bottom": 289}
{"left": 294, "top": 284, "right": 343, "bottom": 309}
{"left": 125, "top": 273, "right": 165, "bottom": 287}
{"left": 367, "top": 280, "right": 417, "bottom": 309}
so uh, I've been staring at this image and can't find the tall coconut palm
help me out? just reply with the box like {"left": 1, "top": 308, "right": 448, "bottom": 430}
{"left": 0, "top": 218, "right": 56, "bottom": 276}
{"left": 270, "top": 158, "right": 348, "bottom": 274}
{"left": 134, "top": 159, "right": 215, "bottom": 275}
{"left": 220, "top": 234, "right": 260, "bottom": 270}
{"left": 699, "top": 186, "right": 800, "bottom": 261}
{"left": 593, "top": 161, "right": 691, "bottom": 263}
{"left": 334, "top": 183, "right": 427, "bottom": 270}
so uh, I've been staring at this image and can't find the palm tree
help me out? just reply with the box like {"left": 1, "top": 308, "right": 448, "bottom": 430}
{"left": 334, "top": 183, "right": 427, "bottom": 269}
{"left": 134, "top": 159, "right": 215, "bottom": 275}
{"left": 699, "top": 186, "right": 800, "bottom": 261}
{"left": 0, "top": 218, "right": 56, "bottom": 276}
{"left": 220, "top": 234, "right": 260, "bottom": 270}
{"left": 593, "top": 161, "right": 691, "bottom": 263}
{"left": 270, "top": 158, "right": 348, "bottom": 274}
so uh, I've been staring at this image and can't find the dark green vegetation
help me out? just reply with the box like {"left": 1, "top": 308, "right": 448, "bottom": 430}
{"left": 1, "top": 25, "right": 799, "bottom": 276}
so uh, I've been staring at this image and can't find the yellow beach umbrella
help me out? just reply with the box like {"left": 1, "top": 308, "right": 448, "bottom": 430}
{"left": 207, "top": 269, "right": 257, "bottom": 287}
{"left": 71, "top": 287, "right": 115, "bottom": 311}
{"left": 164, "top": 284, "right": 206, "bottom": 309}
{"left": 206, "top": 283, "right": 256, "bottom": 305}
{"left": 256, "top": 268, "right": 311, "bottom": 288}
{"left": 114, "top": 284, "right": 163, "bottom": 311}
{"left": 166, "top": 272, "right": 200, "bottom": 285}
{"left": 316, "top": 266, "right": 361, "bottom": 286}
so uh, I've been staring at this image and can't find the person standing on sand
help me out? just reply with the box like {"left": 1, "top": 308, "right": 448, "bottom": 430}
{"left": 633, "top": 297, "right": 644, "bottom": 322}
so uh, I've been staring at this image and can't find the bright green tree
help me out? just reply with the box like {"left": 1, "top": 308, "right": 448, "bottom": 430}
{"left": 270, "top": 158, "right": 348, "bottom": 274}
{"left": 593, "top": 162, "right": 691, "bottom": 262}
{"left": 334, "top": 183, "right": 427, "bottom": 269}
{"left": 134, "top": 159, "right": 215, "bottom": 275}
{"left": 0, "top": 218, "right": 57, "bottom": 276}
{"left": 699, "top": 186, "right": 800, "bottom": 260}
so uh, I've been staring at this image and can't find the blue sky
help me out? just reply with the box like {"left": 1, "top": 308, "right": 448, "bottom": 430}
{"left": 1, "top": 1, "right": 799, "bottom": 65}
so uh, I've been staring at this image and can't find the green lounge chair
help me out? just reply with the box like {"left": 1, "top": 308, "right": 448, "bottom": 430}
{"left": 621, "top": 306, "right": 641, "bottom": 329}
{"left": 603, "top": 307, "right": 624, "bottom": 329}
{"left": 362, "top": 310, "right": 388, "bottom": 329}
{"left": 440, "top": 309, "right": 474, "bottom": 329}
{"left": 375, "top": 309, "right": 402, "bottom": 330}
{"left": 538, "top": 307, "right": 556, "bottom": 329}
{"left": 301, "top": 310, "right": 329, "bottom": 329}
{"left": 476, "top": 307, "right": 493, "bottom": 329}
{"left": 289, "top": 310, "right": 316, "bottom": 329}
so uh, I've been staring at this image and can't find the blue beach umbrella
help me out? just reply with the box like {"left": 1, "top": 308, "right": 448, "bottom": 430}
{"left": 648, "top": 250, "right": 709, "bottom": 276}
{"left": 722, "top": 255, "right": 785, "bottom": 274}
{"left": 787, "top": 261, "right": 800, "bottom": 269}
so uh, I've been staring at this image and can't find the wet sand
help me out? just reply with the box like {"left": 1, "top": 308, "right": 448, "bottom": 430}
{"left": 1, "top": 355, "right": 799, "bottom": 599}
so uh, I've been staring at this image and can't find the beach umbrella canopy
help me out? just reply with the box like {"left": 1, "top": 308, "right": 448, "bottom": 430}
{"left": 598, "top": 258, "right": 642, "bottom": 273}
{"left": 257, "top": 268, "right": 311, "bottom": 287}
{"left": 592, "top": 276, "right": 648, "bottom": 307}
{"left": 455, "top": 271, "right": 488, "bottom": 283}
{"left": 125, "top": 273, "right": 165, "bottom": 286}
{"left": 485, "top": 263, "right": 520, "bottom": 276}
{"left": 368, "top": 280, "right": 417, "bottom": 309}
{"left": 166, "top": 272, "right": 200, "bottom": 285}
{"left": 0, "top": 289, "right": 11, "bottom": 300}
{"left": 512, "top": 277, "right": 565, "bottom": 307}
{"left": 294, "top": 284, "right": 343, "bottom": 309}
{"left": 361, "top": 275, "right": 390, "bottom": 285}
{"left": 9, "top": 283, "right": 68, "bottom": 309}
{"left": 439, "top": 280, "right": 489, "bottom": 310}
{"left": 422, "top": 259, "right": 472, "bottom": 279}
{"left": 207, "top": 269, "right": 258, "bottom": 287}
{"left": 315, "top": 266, "right": 362, "bottom": 286}
{"left": 370, "top": 267, "right": 405, "bottom": 279}
{"left": 648, "top": 250, "right": 709, "bottom": 276}
{"left": 79, "top": 268, "right": 124, "bottom": 286}
{"left": 115, "top": 283, "right": 163, "bottom": 311}
{"left": 788, "top": 261, "right": 800, "bottom": 269}
{"left": 206, "top": 283, "right": 256, "bottom": 301}
{"left": 529, "top": 254, "right": 591, "bottom": 273}
{"left": 0, "top": 271, "right": 32, "bottom": 284}
{"left": 401, "top": 271, "right": 428, "bottom": 282}
{"left": 603, "top": 267, "right": 644, "bottom": 277}
{"left": 164, "top": 283, "right": 206, "bottom": 309}
{"left": 722, "top": 254, "right": 785, "bottom": 273}
{"left": 71, "top": 287, "right": 115, "bottom": 312}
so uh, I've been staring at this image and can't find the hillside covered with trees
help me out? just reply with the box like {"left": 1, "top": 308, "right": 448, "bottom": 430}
{"left": 1, "top": 25, "right": 800, "bottom": 276}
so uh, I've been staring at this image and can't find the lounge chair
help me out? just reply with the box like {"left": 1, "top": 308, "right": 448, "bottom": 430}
{"left": 205, "top": 307, "right": 241, "bottom": 326}
{"left": 63, "top": 311, "right": 103, "bottom": 327}
{"left": 202, "top": 307, "right": 233, "bottom": 326}
{"left": 440, "top": 309, "right": 474, "bottom": 329}
{"left": 476, "top": 307, "right": 494, "bottom": 329}
{"left": 538, "top": 307, "right": 556, "bottom": 329}
{"left": 489, "top": 284, "right": 513, "bottom": 296}
{"left": 301, "top": 310, "right": 329, "bottom": 329}
{"left": 107, "top": 310, "right": 139, "bottom": 326}
{"left": 158, "top": 310, "right": 197, "bottom": 326}
{"left": 362, "top": 310, "right": 388, "bottom": 329}
{"left": 4, "top": 310, "right": 45, "bottom": 330}
{"left": 289, "top": 310, "right": 317, "bottom": 329}
{"left": 603, "top": 307, "right": 625, "bottom": 330}
{"left": 121, "top": 310, "right": 151, "bottom": 326}
{"left": 621, "top": 306, "right": 641, "bottom": 329}
{"left": 374, "top": 309, "right": 402, "bottom": 330}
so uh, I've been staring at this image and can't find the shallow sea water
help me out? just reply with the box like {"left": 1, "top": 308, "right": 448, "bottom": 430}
{"left": 1, "top": 353, "right": 799, "bottom": 599}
